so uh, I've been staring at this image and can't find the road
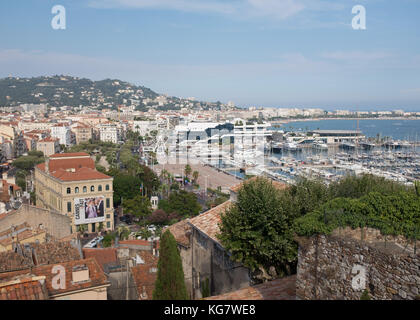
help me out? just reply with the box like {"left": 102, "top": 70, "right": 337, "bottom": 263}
{"left": 154, "top": 163, "right": 242, "bottom": 193}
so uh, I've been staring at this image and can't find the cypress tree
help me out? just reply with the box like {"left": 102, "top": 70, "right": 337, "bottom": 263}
{"left": 153, "top": 230, "right": 189, "bottom": 300}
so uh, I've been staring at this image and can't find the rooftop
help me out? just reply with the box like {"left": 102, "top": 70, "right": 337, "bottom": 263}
{"left": 83, "top": 248, "right": 118, "bottom": 272}
{"left": 0, "top": 275, "right": 48, "bottom": 300}
{"left": 165, "top": 219, "right": 191, "bottom": 248}
{"left": 36, "top": 155, "right": 111, "bottom": 182}
{"left": 206, "top": 275, "right": 296, "bottom": 300}
{"left": 0, "top": 258, "right": 108, "bottom": 297}
{"left": 131, "top": 251, "right": 159, "bottom": 300}
{"left": 188, "top": 200, "right": 232, "bottom": 244}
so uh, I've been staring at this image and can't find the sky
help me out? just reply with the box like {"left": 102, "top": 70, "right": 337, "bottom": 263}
{"left": 0, "top": 0, "right": 419, "bottom": 111}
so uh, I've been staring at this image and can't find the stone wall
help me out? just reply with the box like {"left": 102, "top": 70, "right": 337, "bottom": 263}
{"left": 0, "top": 205, "right": 72, "bottom": 240}
{"left": 296, "top": 228, "right": 419, "bottom": 300}
{"left": 189, "top": 227, "right": 251, "bottom": 299}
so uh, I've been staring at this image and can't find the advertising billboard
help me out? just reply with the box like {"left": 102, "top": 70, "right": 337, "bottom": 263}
{"left": 74, "top": 196, "right": 106, "bottom": 225}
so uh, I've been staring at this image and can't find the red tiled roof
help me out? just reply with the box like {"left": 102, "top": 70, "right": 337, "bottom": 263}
{"left": 131, "top": 251, "right": 159, "bottom": 300}
{"left": 49, "top": 152, "right": 90, "bottom": 158}
{"left": 165, "top": 219, "right": 191, "bottom": 248}
{"left": 48, "top": 167, "right": 111, "bottom": 182}
{"left": 0, "top": 258, "right": 109, "bottom": 297}
{"left": 0, "top": 275, "right": 48, "bottom": 300}
{"left": 119, "top": 240, "right": 151, "bottom": 246}
{"left": 31, "top": 241, "right": 81, "bottom": 266}
{"left": 206, "top": 275, "right": 296, "bottom": 300}
{"left": 0, "top": 251, "right": 33, "bottom": 273}
{"left": 188, "top": 200, "right": 232, "bottom": 244}
{"left": 38, "top": 137, "right": 59, "bottom": 143}
{"left": 83, "top": 248, "right": 118, "bottom": 271}
{"left": 36, "top": 156, "right": 111, "bottom": 181}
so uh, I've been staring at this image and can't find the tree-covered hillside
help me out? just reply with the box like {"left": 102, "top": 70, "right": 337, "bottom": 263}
{"left": 0, "top": 75, "right": 159, "bottom": 108}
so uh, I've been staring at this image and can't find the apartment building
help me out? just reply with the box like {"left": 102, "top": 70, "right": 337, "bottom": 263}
{"left": 36, "top": 137, "right": 61, "bottom": 157}
{"left": 99, "top": 123, "right": 121, "bottom": 144}
{"left": 34, "top": 153, "right": 114, "bottom": 233}
{"left": 51, "top": 123, "right": 72, "bottom": 146}
{"left": 73, "top": 123, "right": 93, "bottom": 144}
{"left": 0, "top": 124, "right": 28, "bottom": 158}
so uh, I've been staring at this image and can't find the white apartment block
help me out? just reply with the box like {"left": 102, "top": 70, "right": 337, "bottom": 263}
{"left": 19, "top": 121, "right": 53, "bottom": 132}
{"left": 51, "top": 124, "right": 72, "bottom": 146}
{"left": 132, "top": 121, "right": 158, "bottom": 136}
{"left": 99, "top": 124, "right": 121, "bottom": 144}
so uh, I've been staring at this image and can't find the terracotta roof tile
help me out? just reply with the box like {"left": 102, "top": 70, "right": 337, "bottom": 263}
{"left": 188, "top": 200, "right": 232, "bottom": 244}
{"left": 0, "top": 258, "right": 109, "bottom": 297}
{"left": 49, "top": 152, "right": 90, "bottom": 158}
{"left": 36, "top": 156, "right": 111, "bottom": 182}
{"left": 119, "top": 240, "right": 151, "bottom": 246}
{"left": 206, "top": 275, "right": 296, "bottom": 300}
{"left": 31, "top": 241, "right": 81, "bottom": 266}
{"left": 165, "top": 220, "right": 191, "bottom": 247}
{"left": 38, "top": 137, "right": 59, "bottom": 143}
{"left": 83, "top": 248, "right": 118, "bottom": 271}
{"left": 131, "top": 251, "right": 159, "bottom": 300}
{"left": 0, "top": 275, "right": 48, "bottom": 300}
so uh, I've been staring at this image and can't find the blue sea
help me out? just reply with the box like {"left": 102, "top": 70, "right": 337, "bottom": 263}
{"left": 276, "top": 119, "right": 420, "bottom": 141}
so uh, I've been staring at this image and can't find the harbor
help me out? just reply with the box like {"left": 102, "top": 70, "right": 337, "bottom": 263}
{"left": 142, "top": 119, "right": 420, "bottom": 188}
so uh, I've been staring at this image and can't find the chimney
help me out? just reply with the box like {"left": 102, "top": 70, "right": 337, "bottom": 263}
{"left": 72, "top": 265, "right": 90, "bottom": 283}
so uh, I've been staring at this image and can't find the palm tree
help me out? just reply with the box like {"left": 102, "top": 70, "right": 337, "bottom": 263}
{"left": 193, "top": 171, "right": 199, "bottom": 184}
{"left": 184, "top": 164, "right": 192, "bottom": 179}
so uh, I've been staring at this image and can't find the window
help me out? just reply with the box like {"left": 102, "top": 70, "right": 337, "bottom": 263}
{"left": 66, "top": 188, "right": 71, "bottom": 194}
{"left": 67, "top": 202, "right": 72, "bottom": 213}
{"left": 105, "top": 184, "right": 110, "bottom": 191}
{"left": 106, "top": 198, "right": 110, "bottom": 208}
{"left": 83, "top": 186, "right": 87, "bottom": 193}
{"left": 75, "top": 187, "right": 79, "bottom": 194}
{"left": 106, "top": 214, "right": 110, "bottom": 219}
{"left": 90, "top": 185, "right": 95, "bottom": 192}
{"left": 98, "top": 185, "right": 102, "bottom": 192}
{"left": 107, "top": 221, "right": 110, "bottom": 228}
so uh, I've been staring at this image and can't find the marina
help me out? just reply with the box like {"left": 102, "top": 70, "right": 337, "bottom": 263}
{"left": 142, "top": 119, "right": 420, "bottom": 187}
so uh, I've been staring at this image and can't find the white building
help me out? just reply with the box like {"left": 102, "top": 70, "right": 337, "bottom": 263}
{"left": 132, "top": 121, "right": 158, "bottom": 136}
{"left": 51, "top": 123, "right": 72, "bottom": 146}
{"left": 99, "top": 123, "right": 121, "bottom": 144}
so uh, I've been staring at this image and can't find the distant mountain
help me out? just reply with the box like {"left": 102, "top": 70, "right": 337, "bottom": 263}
{"left": 0, "top": 75, "right": 159, "bottom": 108}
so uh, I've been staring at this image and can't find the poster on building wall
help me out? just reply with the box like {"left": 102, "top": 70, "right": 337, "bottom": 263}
{"left": 74, "top": 196, "right": 106, "bottom": 225}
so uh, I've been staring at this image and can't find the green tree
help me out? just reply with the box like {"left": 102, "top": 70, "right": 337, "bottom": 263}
{"left": 218, "top": 177, "right": 298, "bottom": 276}
{"left": 153, "top": 231, "right": 188, "bottom": 300}
{"left": 123, "top": 194, "right": 152, "bottom": 220}
{"left": 102, "top": 233, "right": 113, "bottom": 247}
{"left": 184, "top": 164, "right": 192, "bottom": 179}
{"left": 12, "top": 155, "right": 45, "bottom": 171}
{"left": 158, "top": 190, "right": 201, "bottom": 218}
{"left": 136, "top": 228, "right": 153, "bottom": 240}
{"left": 112, "top": 174, "right": 143, "bottom": 206}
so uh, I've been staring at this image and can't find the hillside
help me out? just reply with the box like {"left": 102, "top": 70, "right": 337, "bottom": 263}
{"left": 0, "top": 75, "right": 159, "bottom": 109}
